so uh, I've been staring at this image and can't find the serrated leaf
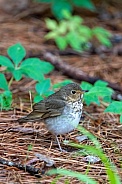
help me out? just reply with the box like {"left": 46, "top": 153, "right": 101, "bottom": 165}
{"left": 55, "top": 36, "right": 68, "bottom": 50}
{"left": 34, "top": 95, "right": 43, "bottom": 103}
{"left": 72, "top": 15, "right": 83, "bottom": 25}
{"left": 95, "top": 80, "right": 108, "bottom": 87}
{"left": 78, "top": 26, "right": 92, "bottom": 39}
{"left": 103, "top": 96, "right": 112, "bottom": 103}
{"left": 62, "top": 10, "right": 71, "bottom": 19}
{"left": 96, "top": 34, "right": 112, "bottom": 47}
{"left": 20, "top": 58, "right": 54, "bottom": 81}
{"left": 35, "top": 79, "right": 51, "bottom": 95}
{"left": 0, "top": 90, "right": 12, "bottom": 110}
{"left": 84, "top": 85, "right": 113, "bottom": 105}
{"left": 58, "top": 21, "right": 67, "bottom": 34}
{"left": 45, "top": 18, "right": 57, "bottom": 30}
{"left": 21, "top": 66, "right": 44, "bottom": 81}
{"left": 89, "top": 86, "right": 113, "bottom": 96}
{"left": 45, "top": 32, "right": 58, "bottom": 39}
{"left": 7, "top": 43, "right": 26, "bottom": 66}
{"left": 0, "top": 56, "right": 14, "bottom": 69}
{"left": 84, "top": 93, "right": 100, "bottom": 105}
{"left": 39, "top": 60, "right": 54, "bottom": 74}
{"left": 44, "top": 90, "right": 54, "bottom": 97}
{"left": 66, "top": 31, "right": 81, "bottom": 51}
{"left": 0, "top": 73, "right": 9, "bottom": 90}
{"left": 52, "top": 0, "right": 72, "bottom": 19}
{"left": 80, "top": 81, "right": 93, "bottom": 90}
{"left": 92, "top": 27, "right": 111, "bottom": 37}
{"left": 73, "top": 0, "right": 96, "bottom": 11}
{"left": 105, "top": 101, "right": 122, "bottom": 114}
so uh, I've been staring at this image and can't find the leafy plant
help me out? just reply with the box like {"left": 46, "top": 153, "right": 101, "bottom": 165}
{"left": 0, "top": 73, "right": 12, "bottom": 110}
{"left": 45, "top": 11, "right": 112, "bottom": 51}
{"left": 0, "top": 43, "right": 54, "bottom": 82}
{"left": 0, "top": 43, "right": 54, "bottom": 110}
{"left": 48, "top": 126, "right": 121, "bottom": 184}
{"left": 34, "top": 0, "right": 95, "bottom": 19}
{"left": 105, "top": 101, "right": 122, "bottom": 123}
{"left": 34, "top": 78, "right": 54, "bottom": 102}
{"left": 81, "top": 80, "right": 114, "bottom": 105}
{"left": 81, "top": 80, "right": 122, "bottom": 123}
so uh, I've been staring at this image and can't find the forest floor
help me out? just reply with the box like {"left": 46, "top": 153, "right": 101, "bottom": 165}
{"left": 0, "top": 2, "right": 122, "bottom": 184}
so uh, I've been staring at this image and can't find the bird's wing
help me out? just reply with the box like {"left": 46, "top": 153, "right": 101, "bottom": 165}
{"left": 33, "top": 99, "right": 66, "bottom": 118}
{"left": 18, "top": 99, "right": 66, "bottom": 123}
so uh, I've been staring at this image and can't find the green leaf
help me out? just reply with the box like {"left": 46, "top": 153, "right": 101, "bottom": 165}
{"left": 72, "top": 15, "right": 83, "bottom": 25}
{"left": 0, "top": 56, "right": 14, "bottom": 69}
{"left": 27, "top": 144, "right": 33, "bottom": 151}
{"left": 34, "top": 95, "right": 44, "bottom": 103}
{"left": 21, "top": 66, "right": 44, "bottom": 81}
{"left": 66, "top": 31, "right": 81, "bottom": 51}
{"left": 45, "top": 18, "right": 58, "bottom": 30}
{"left": 84, "top": 86, "right": 113, "bottom": 105}
{"left": 92, "top": 27, "right": 112, "bottom": 47}
{"left": 52, "top": 0, "right": 72, "bottom": 19}
{"left": 12, "top": 69, "right": 22, "bottom": 81}
{"left": 84, "top": 93, "right": 100, "bottom": 105}
{"left": 45, "top": 32, "right": 58, "bottom": 39}
{"left": 80, "top": 81, "right": 93, "bottom": 91}
{"left": 0, "top": 90, "right": 12, "bottom": 110}
{"left": 92, "top": 27, "right": 111, "bottom": 37}
{"left": 7, "top": 43, "right": 26, "bottom": 66}
{"left": 48, "top": 169, "right": 97, "bottom": 184}
{"left": 35, "top": 79, "right": 51, "bottom": 95}
{"left": 62, "top": 9, "right": 72, "bottom": 19}
{"left": 78, "top": 26, "right": 92, "bottom": 40}
{"left": 73, "top": 0, "right": 96, "bottom": 11}
{"left": 94, "top": 80, "right": 108, "bottom": 87}
{"left": 0, "top": 73, "right": 9, "bottom": 90}
{"left": 39, "top": 60, "right": 54, "bottom": 74}
{"left": 96, "top": 34, "right": 112, "bottom": 47}
{"left": 55, "top": 36, "right": 68, "bottom": 50}
{"left": 120, "top": 115, "right": 122, "bottom": 123}
{"left": 44, "top": 90, "right": 54, "bottom": 97}
{"left": 21, "top": 58, "right": 54, "bottom": 81}
{"left": 58, "top": 21, "right": 67, "bottom": 34}
{"left": 105, "top": 101, "right": 122, "bottom": 114}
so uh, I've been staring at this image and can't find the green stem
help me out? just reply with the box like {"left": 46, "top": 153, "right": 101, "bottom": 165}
{"left": 8, "top": 76, "right": 14, "bottom": 88}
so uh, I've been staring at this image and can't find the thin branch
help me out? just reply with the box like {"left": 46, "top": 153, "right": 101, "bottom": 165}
{"left": 43, "top": 52, "right": 122, "bottom": 93}
{"left": 0, "top": 157, "right": 42, "bottom": 177}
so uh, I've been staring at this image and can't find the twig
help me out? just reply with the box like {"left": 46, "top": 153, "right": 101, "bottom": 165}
{"left": 43, "top": 52, "right": 122, "bottom": 93}
{"left": 0, "top": 157, "right": 42, "bottom": 177}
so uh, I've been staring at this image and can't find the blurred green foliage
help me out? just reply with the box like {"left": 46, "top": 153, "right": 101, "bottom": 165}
{"left": 34, "top": 0, "right": 95, "bottom": 19}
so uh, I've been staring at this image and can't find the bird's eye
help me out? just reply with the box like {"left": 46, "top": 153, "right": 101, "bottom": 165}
{"left": 71, "top": 90, "right": 76, "bottom": 94}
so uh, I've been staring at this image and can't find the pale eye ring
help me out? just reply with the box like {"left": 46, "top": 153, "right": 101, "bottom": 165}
{"left": 71, "top": 90, "right": 76, "bottom": 94}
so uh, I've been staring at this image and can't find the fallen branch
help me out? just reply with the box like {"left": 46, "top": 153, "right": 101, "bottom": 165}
{"left": 0, "top": 157, "right": 42, "bottom": 177}
{"left": 43, "top": 52, "right": 122, "bottom": 93}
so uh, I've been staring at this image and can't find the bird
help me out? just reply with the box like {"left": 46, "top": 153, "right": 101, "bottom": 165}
{"left": 18, "top": 83, "right": 86, "bottom": 151}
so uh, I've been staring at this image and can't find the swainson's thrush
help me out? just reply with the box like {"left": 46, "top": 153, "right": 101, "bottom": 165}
{"left": 18, "top": 83, "right": 85, "bottom": 151}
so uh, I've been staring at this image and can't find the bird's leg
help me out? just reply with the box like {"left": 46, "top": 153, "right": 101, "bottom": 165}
{"left": 55, "top": 136, "right": 63, "bottom": 152}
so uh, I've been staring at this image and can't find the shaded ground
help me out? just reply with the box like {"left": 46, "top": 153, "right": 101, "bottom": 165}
{"left": 0, "top": 3, "right": 122, "bottom": 184}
